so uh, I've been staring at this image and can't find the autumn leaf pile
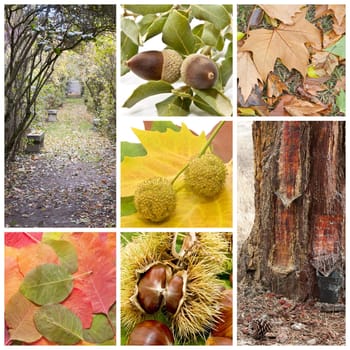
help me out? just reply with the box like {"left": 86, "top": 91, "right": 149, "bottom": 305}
{"left": 121, "top": 122, "right": 232, "bottom": 227}
{"left": 238, "top": 5, "right": 345, "bottom": 116}
{"left": 5, "top": 232, "right": 116, "bottom": 345}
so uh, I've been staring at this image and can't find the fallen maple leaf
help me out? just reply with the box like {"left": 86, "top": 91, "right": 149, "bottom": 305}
{"left": 328, "top": 5, "right": 345, "bottom": 26}
{"left": 312, "top": 52, "right": 339, "bottom": 77}
{"left": 241, "top": 9, "right": 321, "bottom": 81}
{"left": 266, "top": 72, "right": 288, "bottom": 105}
{"left": 237, "top": 51, "right": 263, "bottom": 103}
{"left": 259, "top": 5, "right": 302, "bottom": 25}
{"left": 284, "top": 96, "right": 327, "bottom": 116}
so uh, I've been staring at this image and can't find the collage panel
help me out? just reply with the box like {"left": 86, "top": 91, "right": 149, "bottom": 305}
{"left": 120, "top": 120, "right": 232, "bottom": 228}
{"left": 237, "top": 121, "right": 345, "bottom": 345}
{"left": 237, "top": 4, "right": 345, "bottom": 116}
{"left": 4, "top": 5, "right": 116, "bottom": 228}
{"left": 120, "top": 231, "right": 232, "bottom": 345}
{"left": 4, "top": 231, "right": 116, "bottom": 345}
{"left": 120, "top": 4, "right": 233, "bottom": 117}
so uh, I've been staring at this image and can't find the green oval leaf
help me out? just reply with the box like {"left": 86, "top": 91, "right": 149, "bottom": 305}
{"left": 5, "top": 292, "right": 41, "bottom": 343}
{"left": 83, "top": 314, "right": 115, "bottom": 344}
{"left": 122, "top": 81, "right": 173, "bottom": 108}
{"left": 34, "top": 304, "right": 83, "bottom": 345}
{"left": 191, "top": 5, "right": 231, "bottom": 30}
{"left": 124, "top": 5, "right": 173, "bottom": 15}
{"left": 44, "top": 239, "right": 78, "bottom": 274}
{"left": 193, "top": 88, "right": 233, "bottom": 116}
{"left": 162, "top": 10, "right": 195, "bottom": 55}
{"left": 121, "top": 17, "right": 139, "bottom": 46}
{"left": 336, "top": 89, "right": 345, "bottom": 113}
{"left": 121, "top": 32, "right": 138, "bottom": 76}
{"left": 20, "top": 264, "right": 73, "bottom": 305}
{"left": 156, "top": 95, "right": 191, "bottom": 116}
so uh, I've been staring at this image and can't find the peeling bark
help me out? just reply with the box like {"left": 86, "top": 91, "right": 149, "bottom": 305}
{"left": 239, "top": 121, "right": 345, "bottom": 301}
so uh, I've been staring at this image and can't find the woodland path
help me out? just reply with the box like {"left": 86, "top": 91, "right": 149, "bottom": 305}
{"left": 5, "top": 99, "right": 116, "bottom": 227}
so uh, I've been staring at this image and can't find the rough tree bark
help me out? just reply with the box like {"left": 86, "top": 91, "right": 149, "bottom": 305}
{"left": 239, "top": 121, "right": 345, "bottom": 302}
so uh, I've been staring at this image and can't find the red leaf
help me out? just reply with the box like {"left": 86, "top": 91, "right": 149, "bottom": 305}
{"left": 62, "top": 288, "right": 93, "bottom": 328}
{"left": 68, "top": 233, "right": 116, "bottom": 314}
{"left": 5, "top": 232, "right": 42, "bottom": 247}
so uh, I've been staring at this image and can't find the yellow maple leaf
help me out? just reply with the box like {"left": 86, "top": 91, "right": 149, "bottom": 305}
{"left": 241, "top": 9, "right": 321, "bottom": 81}
{"left": 121, "top": 123, "right": 232, "bottom": 227}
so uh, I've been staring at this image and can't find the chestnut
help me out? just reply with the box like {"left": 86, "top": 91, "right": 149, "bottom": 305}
{"left": 165, "top": 274, "right": 184, "bottom": 314}
{"left": 212, "top": 289, "right": 232, "bottom": 338}
{"left": 137, "top": 264, "right": 167, "bottom": 314}
{"left": 126, "top": 50, "right": 183, "bottom": 83}
{"left": 127, "top": 320, "right": 174, "bottom": 345}
{"left": 180, "top": 54, "right": 218, "bottom": 89}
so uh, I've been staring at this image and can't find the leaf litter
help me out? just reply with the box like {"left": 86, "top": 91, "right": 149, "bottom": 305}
{"left": 5, "top": 101, "right": 115, "bottom": 227}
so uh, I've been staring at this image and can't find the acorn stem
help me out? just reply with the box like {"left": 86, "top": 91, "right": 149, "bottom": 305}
{"left": 171, "top": 121, "right": 226, "bottom": 185}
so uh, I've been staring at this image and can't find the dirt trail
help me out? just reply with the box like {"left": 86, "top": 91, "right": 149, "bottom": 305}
{"left": 5, "top": 100, "right": 116, "bottom": 227}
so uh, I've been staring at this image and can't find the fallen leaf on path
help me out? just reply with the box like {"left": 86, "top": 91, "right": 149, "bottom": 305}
{"left": 284, "top": 96, "right": 327, "bottom": 116}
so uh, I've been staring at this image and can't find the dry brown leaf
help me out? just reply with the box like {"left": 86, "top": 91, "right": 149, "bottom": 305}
{"left": 332, "top": 21, "right": 346, "bottom": 36}
{"left": 312, "top": 52, "right": 339, "bottom": 76}
{"left": 237, "top": 51, "right": 263, "bottom": 102}
{"left": 334, "top": 77, "right": 346, "bottom": 93}
{"left": 323, "top": 30, "right": 343, "bottom": 48}
{"left": 284, "top": 96, "right": 327, "bottom": 116}
{"left": 314, "top": 5, "right": 328, "bottom": 19}
{"left": 266, "top": 72, "right": 288, "bottom": 105}
{"left": 259, "top": 5, "right": 302, "bottom": 25}
{"left": 303, "top": 77, "right": 329, "bottom": 96}
{"left": 241, "top": 9, "right": 321, "bottom": 81}
{"left": 328, "top": 5, "right": 345, "bottom": 26}
{"left": 269, "top": 94, "right": 295, "bottom": 116}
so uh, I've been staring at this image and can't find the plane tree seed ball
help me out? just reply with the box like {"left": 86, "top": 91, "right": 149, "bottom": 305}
{"left": 134, "top": 177, "right": 176, "bottom": 222}
{"left": 185, "top": 153, "right": 226, "bottom": 198}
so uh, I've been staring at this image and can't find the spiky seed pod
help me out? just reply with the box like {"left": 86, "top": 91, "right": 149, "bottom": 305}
{"left": 134, "top": 177, "right": 176, "bottom": 223}
{"left": 127, "top": 49, "right": 183, "bottom": 83}
{"left": 185, "top": 153, "right": 227, "bottom": 198}
{"left": 121, "top": 233, "right": 173, "bottom": 331}
{"left": 170, "top": 259, "right": 224, "bottom": 342}
{"left": 190, "top": 232, "right": 230, "bottom": 274}
{"left": 250, "top": 318, "right": 272, "bottom": 340}
{"left": 181, "top": 54, "right": 218, "bottom": 89}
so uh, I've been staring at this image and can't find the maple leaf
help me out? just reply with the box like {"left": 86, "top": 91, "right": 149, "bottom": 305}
{"left": 259, "top": 5, "right": 302, "bottom": 24}
{"left": 5, "top": 232, "right": 42, "bottom": 247}
{"left": 121, "top": 123, "right": 232, "bottom": 227}
{"left": 241, "top": 9, "right": 321, "bottom": 81}
{"left": 237, "top": 51, "right": 263, "bottom": 103}
{"left": 284, "top": 96, "right": 327, "bottom": 116}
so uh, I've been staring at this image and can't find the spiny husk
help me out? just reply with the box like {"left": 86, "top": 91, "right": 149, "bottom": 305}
{"left": 170, "top": 259, "right": 224, "bottom": 342}
{"left": 187, "top": 232, "right": 230, "bottom": 274}
{"left": 121, "top": 232, "right": 173, "bottom": 330}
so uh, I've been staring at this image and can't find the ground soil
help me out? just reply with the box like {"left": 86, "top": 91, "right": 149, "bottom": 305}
{"left": 5, "top": 100, "right": 115, "bottom": 227}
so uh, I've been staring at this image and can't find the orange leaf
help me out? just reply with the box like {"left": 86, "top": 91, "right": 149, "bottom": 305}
{"left": 237, "top": 51, "right": 262, "bottom": 102}
{"left": 259, "top": 5, "right": 302, "bottom": 24}
{"left": 241, "top": 9, "right": 321, "bottom": 81}
{"left": 5, "top": 253, "right": 23, "bottom": 305}
{"left": 17, "top": 242, "right": 58, "bottom": 276}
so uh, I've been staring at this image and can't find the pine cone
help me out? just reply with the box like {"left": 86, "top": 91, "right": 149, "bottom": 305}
{"left": 249, "top": 318, "right": 272, "bottom": 339}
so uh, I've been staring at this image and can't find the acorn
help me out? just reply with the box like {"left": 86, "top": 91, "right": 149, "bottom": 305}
{"left": 184, "top": 153, "right": 227, "bottom": 198}
{"left": 127, "top": 49, "right": 183, "bottom": 83}
{"left": 127, "top": 320, "right": 174, "bottom": 345}
{"left": 134, "top": 177, "right": 176, "bottom": 223}
{"left": 181, "top": 54, "right": 218, "bottom": 89}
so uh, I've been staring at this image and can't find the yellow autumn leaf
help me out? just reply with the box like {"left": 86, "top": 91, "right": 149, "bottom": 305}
{"left": 121, "top": 123, "right": 232, "bottom": 227}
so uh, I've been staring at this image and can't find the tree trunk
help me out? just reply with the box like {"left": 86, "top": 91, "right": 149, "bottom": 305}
{"left": 239, "top": 121, "right": 345, "bottom": 302}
